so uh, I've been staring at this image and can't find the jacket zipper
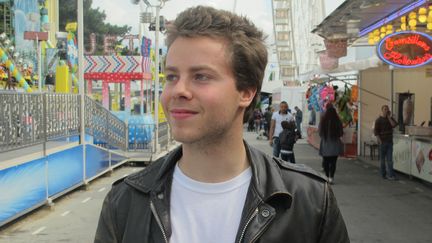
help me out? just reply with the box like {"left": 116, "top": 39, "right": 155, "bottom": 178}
{"left": 237, "top": 208, "right": 259, "bottom": 243}
{"left": 249, "top": 214, "right": 274, "bottom": 243}
{"left": 150, "top": 200, "right": 168, "bottom": 243}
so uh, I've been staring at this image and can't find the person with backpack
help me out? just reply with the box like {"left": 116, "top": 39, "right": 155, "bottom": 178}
{"left": 279, "top": 120, "right": 297, "bottom": 163}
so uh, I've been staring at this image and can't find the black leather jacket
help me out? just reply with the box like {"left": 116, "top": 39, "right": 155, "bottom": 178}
{"left": 95, "top": 142, "right": 349, "bottom": 243}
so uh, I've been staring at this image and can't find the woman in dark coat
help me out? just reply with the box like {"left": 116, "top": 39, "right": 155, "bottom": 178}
{"left": 319, "top": 104, "right": 344, "bottom": 184}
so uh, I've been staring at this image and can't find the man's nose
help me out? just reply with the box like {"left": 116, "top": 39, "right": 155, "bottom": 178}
{"left": 172, "top": 78, "right": 192, "bottom": 100}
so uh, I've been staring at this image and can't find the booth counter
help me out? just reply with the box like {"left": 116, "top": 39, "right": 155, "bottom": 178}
{"left": 394, "top": 134, "right": 432, "bottom": 183}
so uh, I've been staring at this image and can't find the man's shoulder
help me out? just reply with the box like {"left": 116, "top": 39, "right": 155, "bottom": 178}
{"left": 273, "top": 157, "right": 327, "bottom": 183}
{"left": 375, "top": 116, "right": 386, "bottom": 122}
{"left": 111, "top": 150, "right": 177, "bottom": 195}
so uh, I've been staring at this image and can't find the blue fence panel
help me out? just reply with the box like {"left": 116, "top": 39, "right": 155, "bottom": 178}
{"left": 111, "top": 152, "right": 127, "bottom": 166}
{"left": 85, "top": 145, "right": 110, "bottom": 179}
{"left": 47, "top": 146, "right": 83, "bottom": 196}
{"left": 0, "top": 158, "right": 46, "bottom": 224}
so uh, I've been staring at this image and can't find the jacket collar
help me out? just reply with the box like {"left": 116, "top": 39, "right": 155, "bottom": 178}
{"left": 125, "top": 141, "right": 293, "bottom": 206}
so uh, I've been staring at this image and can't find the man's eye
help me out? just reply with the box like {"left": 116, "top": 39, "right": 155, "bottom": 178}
{"left": 195, "top": 73, "right": 209, "bottom": 81}
{"left": 165, "top": 74, "right": 178, "bottom": 82}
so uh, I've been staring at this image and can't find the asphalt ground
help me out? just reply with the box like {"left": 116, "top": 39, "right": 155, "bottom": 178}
{"left": 0, "top": 130, "right": 431, "bottom": 242}
{"left": 245, "top": 130, "right": 432, "bottom": 243}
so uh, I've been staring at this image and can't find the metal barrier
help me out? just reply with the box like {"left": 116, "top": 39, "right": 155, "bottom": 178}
{"left": 128, "top": 123, "right": 153, "bottom": 151}
{"left": 158, "top": 121, "right": 169, "bottom": 150}
{"left": 0, "top": 92, "right": 171, "bottom": 154}
{"left": 84, "top": 96, "right": 127, "bottom": 151}
{"left": 0, "top": 92, "right": 80, "bottom": 152}
{"left": 45, "top": 94, "right": 80, "bottom": 140}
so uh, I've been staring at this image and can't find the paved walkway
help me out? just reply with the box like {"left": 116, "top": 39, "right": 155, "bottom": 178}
{"left": 1, "top": 130, "right": 431, "bottom": 242}
{"left": 244, "top": 130, "right": 432, "bottom": 243}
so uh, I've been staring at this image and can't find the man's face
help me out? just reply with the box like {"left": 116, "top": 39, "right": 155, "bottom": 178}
{"left": 382, "top": 105, "right": 389, "bottom": 116}
{"left": 279, "top": 103, "right": 288, "bottom": 114}
{"left": 161, "top": 36, "right": 254, "bottom": 144}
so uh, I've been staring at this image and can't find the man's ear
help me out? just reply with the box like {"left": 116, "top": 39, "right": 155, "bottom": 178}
{"left": 239, "top": 88, "right": 257, "bottom": 108}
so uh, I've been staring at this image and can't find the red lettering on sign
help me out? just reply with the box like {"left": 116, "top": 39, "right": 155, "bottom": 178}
{"left": 378, "top": 32, "right": 432, "bottom": 68}
{"left": 385, "top": 34, "right": 430, "bottom": 51}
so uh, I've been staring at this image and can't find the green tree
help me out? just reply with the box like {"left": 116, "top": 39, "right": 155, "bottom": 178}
{"left": 59, "top": 0, "right": 131, "bottom": 55}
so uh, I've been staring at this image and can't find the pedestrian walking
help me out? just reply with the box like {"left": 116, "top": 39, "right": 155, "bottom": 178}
{"left": 319, "top": 104, "right": 344, "bottom": 184}
{"left": 269, "top": 101, "right": 294, "bottom": 158}
{"left": 263, "top": 107, "right": 273, "bottom": 138}
{"left": 279, "top": 120, "right": 297, "bottom": 163}
{"left": 294, "top": 106, "right": 303, "bottom": 138}
{"left": 95, "top": 6, "right": 349, "bottom": 243}
{"left": 374, "top": 105, "right": 398, "bottom": 180}
{"left": 253, "top": 108, "right": 263, "bottom": 132}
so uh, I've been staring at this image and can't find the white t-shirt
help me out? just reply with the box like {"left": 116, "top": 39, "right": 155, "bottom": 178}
{"left": 170, "top": 164, "right": 252, "bottom": 243}
{"left": 271, "top": 112, "right": 294, "bottom": 138}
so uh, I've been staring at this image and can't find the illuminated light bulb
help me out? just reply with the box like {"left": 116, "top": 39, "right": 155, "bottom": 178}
{"left": 419, "top": 7, "right": 427, "bottom": 15}
{"left": 386, "top": 24, "right": 393, "bottom": 30}
{"left": 380, "top": 26, "right": 386, "bottom": 33}
{"left": 427, "top": 15, "right": 432, "bottom": 22}
{"left": 401, "top": 16, "right": 407, "bottom": 23}
{"left": 373, "top": 29, "right": 380, "bottom": 36}
{"left": 368, "top": 38, "right": 375, "bottom": 45}
{"left": 374, "top": 36, "right": 380, "bottom": 42}
{"left": 427, "top": 22, "right": 432, "bottom": 30}
{"left": 409, "top": 19, "right": 417, "bottom": 27}
{"left": 401, "top": 23, "right": 407, "bottom": 30}
{"left": 380, "top": 33, "right": 385, "bottom": 38}
{"left": 419, "top": 14, "right": 427, "bottom": 23}
{"left": 409, "top": 11, "right": 417, "bottom": 19}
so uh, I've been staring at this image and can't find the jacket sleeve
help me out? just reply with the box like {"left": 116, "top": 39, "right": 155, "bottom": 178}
{"left": 373, "top": 118, "right": 380, "bottom": 137}
{"left": 94, "top": 189, "right": 119, "bottom": 243}
{"left": 318, "top": 184, "right": 350, "bottom": 243}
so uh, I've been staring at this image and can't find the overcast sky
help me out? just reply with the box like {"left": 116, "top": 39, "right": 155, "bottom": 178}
{"left": 92, "top": 0, "right": 274, "bottom": 44}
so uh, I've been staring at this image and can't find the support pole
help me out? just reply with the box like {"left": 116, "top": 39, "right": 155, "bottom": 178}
{"left": 37, "top": 35, "right": 42, "bottom": 92}
{"left": 154, "top": 4, "right": 160, "bottom": 153}
{"left": 390, "top": 65, "right": 394, "bottom": 111}
{"left": 77, "top": 0, "right": 86, "bottom": 182}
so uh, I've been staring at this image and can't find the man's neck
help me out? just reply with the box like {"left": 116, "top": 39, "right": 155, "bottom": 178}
{"left": 178, "top": 130, "right": 249, "bottom": 183}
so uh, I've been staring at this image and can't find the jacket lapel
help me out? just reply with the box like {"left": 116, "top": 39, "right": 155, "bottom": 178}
{"left": 125, "top": 143, "right": 294, "bottom": 243}
{"left": 235, "top": 142, "right": 293, "bottom": 243}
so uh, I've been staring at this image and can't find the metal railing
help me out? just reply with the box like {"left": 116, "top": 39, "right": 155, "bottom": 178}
{"left": 0, "top": 92, "right": 81, "bottom": 152}
{"left": 84, "top": 96, "right": 127, "bottom": 151}
{"left": 0, "top": 92, "right": 172, "bottom": 154}
{"left": 0, "top": 92, "right": 125, "bottom": 152}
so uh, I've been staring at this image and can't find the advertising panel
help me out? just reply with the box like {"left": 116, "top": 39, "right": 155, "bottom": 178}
{"left": 411, "top": 139, "right": 432, "bottom": 183}
{"left": 393, "top": 136, "right": 411, "bottom": 174}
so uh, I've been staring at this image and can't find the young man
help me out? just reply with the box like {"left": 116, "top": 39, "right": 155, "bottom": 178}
{"left": 374, "top": 105, "right": 398, "bottom": 180}
{"left": 269, "top": 101, "right": 294, "bottom": 157}
{"left": 95, "top": 6, "right": 349, "bottom": 243}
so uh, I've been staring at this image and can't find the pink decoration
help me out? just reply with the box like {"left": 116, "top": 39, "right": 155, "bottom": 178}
{"left": 324, "top": 38, "right": 348, "bottom": 58}
{"left": 125, "top": 81, "right": 131, "bottom": 111}
{"left": 103, "top": 36, "right": 117, "bottom": 55}
{"left": 319, "top": 51, "right": 339, "bottom": 70}
{"left": 102, "top": 81, "right": 109, "bottom": 109}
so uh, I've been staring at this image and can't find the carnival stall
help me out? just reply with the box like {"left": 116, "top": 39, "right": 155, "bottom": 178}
{"left": 306, "top": 81, "right": 359, "bottom": 158}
